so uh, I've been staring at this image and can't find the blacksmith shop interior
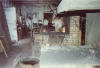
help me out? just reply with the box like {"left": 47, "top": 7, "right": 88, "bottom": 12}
{"left": 1, "top": 0, "right": 100, "bottom": 68}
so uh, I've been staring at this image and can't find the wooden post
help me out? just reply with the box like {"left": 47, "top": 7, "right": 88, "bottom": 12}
{"left": 0, "top": 40, "right": 8, "bottom": 57}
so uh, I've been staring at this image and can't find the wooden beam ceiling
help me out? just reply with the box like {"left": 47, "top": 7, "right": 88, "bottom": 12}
{"left": 9, "top": 0, "right": 61, "bottom": 6}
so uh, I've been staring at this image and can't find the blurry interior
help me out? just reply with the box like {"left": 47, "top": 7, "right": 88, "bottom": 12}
{"left": 0, "top": 0, "right": 100, "bottom": 68}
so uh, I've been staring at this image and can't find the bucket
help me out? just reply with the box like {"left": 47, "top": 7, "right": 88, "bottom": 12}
{"left": 19, "top": 58, "right": 39, "bottom": 68}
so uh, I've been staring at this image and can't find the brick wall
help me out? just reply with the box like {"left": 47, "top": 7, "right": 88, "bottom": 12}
{"left": 63, "top": 16, "right": 81, "bottom": 46}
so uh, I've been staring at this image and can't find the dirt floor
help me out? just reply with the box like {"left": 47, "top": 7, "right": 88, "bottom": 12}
{"left": 0, "top": 37, "right": 100, "bottom": 68}
{"left": 0, "top": 38, "right": 33, "bottom": 68}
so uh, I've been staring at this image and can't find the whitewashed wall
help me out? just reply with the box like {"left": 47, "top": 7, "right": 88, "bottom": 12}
{"left": 86, "top": 13, "right": 100, "bottom": 45}
{"left": 57, "top": 0, "right": 100, "bottom": 13}
{"left": 4, "top": 7, "right": 18, "bottom": 42}
{"left": 22, "top": 5, "right": 44, "bottom": 23}
{"left": 21, "top": 4, "right": 56, "bottom": 24}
